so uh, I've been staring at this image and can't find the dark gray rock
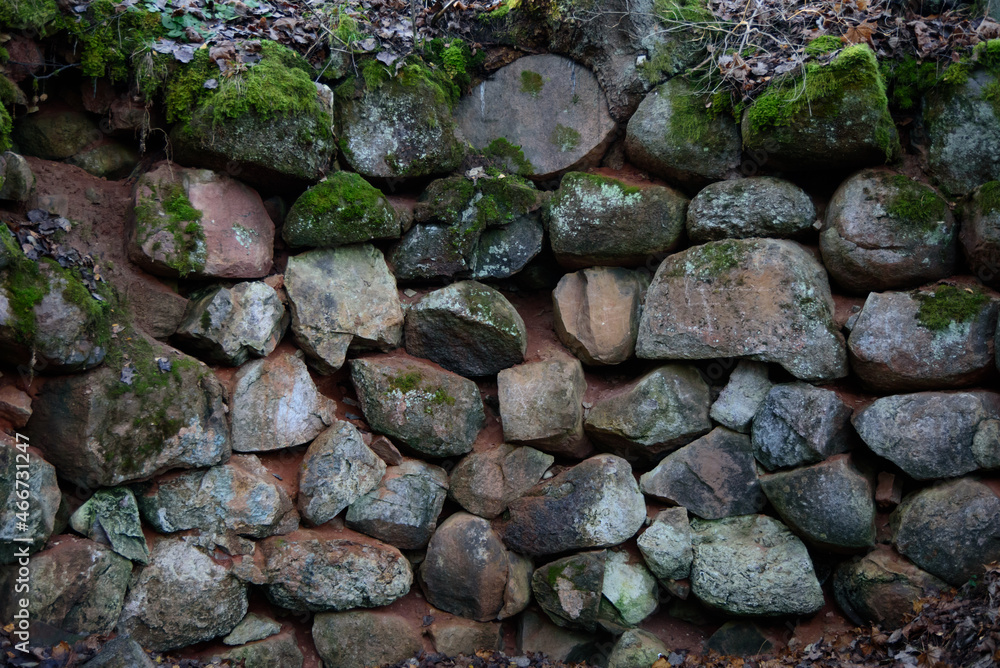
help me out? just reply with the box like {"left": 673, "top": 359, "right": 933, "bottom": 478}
{"left": 687, "top": 177, "right": 816, "bottom": 242}
{"left": 704, "top": 622, "right": 773, "bottom": 657}
{"left": 751, "top": 383, "right": 853, "bottom": 471}
{"left": 471, "top": 216, "right": 545, "bottom": 280}
{"left": 80, "top": 637, "right": 155, "bottom": 668}
{"left": 833, "top": 549, "right": 948, "bottom": 629}
{"left": 346, "top": 459, "right": 448, "bottom": 549}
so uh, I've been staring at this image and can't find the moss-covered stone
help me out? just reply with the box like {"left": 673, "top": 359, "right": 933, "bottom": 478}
{"left": 914, "top": 284, "right": 990, "bottom": 331}
{"left": 283, "top": 172, "right": 400, "bottom": 248}
{"left": 130, "top": 174, "right": 207, "bottom": 279}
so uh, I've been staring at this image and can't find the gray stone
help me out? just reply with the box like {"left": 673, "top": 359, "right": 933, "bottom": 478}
{"left": 351, "top": 356, "right": 485, "bottom": 458}
{"left": 637, "top": 239, "right": 848, "bottom": 382}
{"left": 70, "top": 487, "right": 149, "bottom": 563}
{"left": 833, "top": 549, "right": 948, "bottom": 629}
{"left": 313, "top": 610, "right": 422, "bottom": 668}
{"left": 298, "top": 421, "right": 386, "bottom": 526}
{"left": 0, "top": 437, "right": 59, "bottom": 563}
{"left": 601, "top": 550, "right": 659, "bottom": 627}
{"left": 690, "top": 514, "right": 824, "bottom": 616}
{"left": 687, "top": 177, "right": 816, "bottom": 242}
{"left": 892, "top": 478, "right": 1000, "bottom": 586}
{"left": 404, "top": 281, "right": 527, "bottom": 377}
{"left": 710, "top": 361, "right": 773, "bottom": 433}
{"left": 212, "top": 631, "right": 304, "bottom": 668}
{"left": 960, "top": 181, "right": 1000, "bottom": 288}
{"left": 498, "top": 356, "right": 588, "bottom": 458}
{"left": 751, "top": 383, "right": 853, "bottom": 471}
{"left": 854, "top": 391, "right": 1000, "bottom": 480}
{"left": 174, "top": 281, "right": 287, "bottom": 366}
{"left": 80, "top": 637, "right": 155, "bottom": 668}
{"left": 820, "top": 170, "right": 957, "bottom": 294}
{"left": 640, "top": 427, "right": 766, "bottom": 520}
{"left": 0, "top": 151, "right": 34, "bottom": 201}
{"left": 637, "top": 507, "right": 693, "bottom": 583}
{"left": 282, "top": 171, "right": 400, "bottom": 248}
{"left": 608, "top": 629, "right": 669, "bottom": 668}
{"left": 547, "top": 172, "right": 687, "bottom": 269}
{"left": 553, "top": 267, "right": 646, "bottom": 366}
{"left": 222, "top": 613, "right": 282, "bottom": 645}
{"left": 389, "top": 222, "right": 475, "bottom": 281}
{"left": 284, "top": 244, "right": 403, "bottom": 373}
{"left": 449, "top": 444, "right": 554, "bottom": 519}
{"left": 532, "top": 550, "right": 607, "bottom": 631}
{"left": 471, "top": 216, "right": 545, "bottom": 280}
{"left": 585, "top": 364, "right": 712, "bottom": 462}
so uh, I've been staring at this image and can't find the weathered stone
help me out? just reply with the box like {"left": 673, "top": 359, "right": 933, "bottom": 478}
{"left": 455, "top": 55, "right": 616, "bottom": 180}
{"left": 128, "top": 164, "right": 275, "bottom": 279}
{"left": 625, "top": 78, "right": 741, "bottom": 191}
{"left": 346, "top": 458, "right": 448, "bottom": 549}
{"left": 80, "top": 637, "right": 155, "bottom": 668}
{"left": 230, "top": 351, "right": 335, "bottom": 452}
{"left": 429, "top": 617, "right": 502, "bottom": 655}
{"left": 833, "top": 549, "right": 948, "bottom": 629}
{"left": 0, "top": 438, "right": 59, "bottom": 563}
{"left": 66, "top": 142, "right": 138, "bottom": 180}
{"left": 637, "top": 507, "right": 693, "bottom": 583}
{"left": 405, "top": 281, "right": 527, "bottom": 377}
{"left": 212, "top": 631, "right": 304, "bottom": 668}
{"left": 284, "top": 245, "right": 403, "bottom": 373}
{"left": 369, "top": 435, "right": 404, "bottom": 466}
{"left": 585, "top": 364, "right": 712, "bottom": 462}
{"left": 283, "top": 171, "right": 400, "bottom": 247}
{"left": 12, "top": 110, "right": 99, "bottom": 160}
{"left": 601, "top": 550, "right": 659, "bottom": 627}
{"left": 0, "top": 385, "right": 31, "bottom": 427}
{"left": 351, "top": 356, "right": 485, "bottom": 457}
{"left": 892, "top": 478, "right": 1000, "bottom": 586}
{"left": 608, "top": 629, "right": 670, "bottom": 668}
{"left": 259, "top": 533, "right": 412, "bottom": 611}
{"left": 498, "top": 454, "right": 646, "bottom": 556}
{"left": 449, "top": 444, "right": 554, "bottom": 519}
{"left": 127, "top": 274, "right": 189, "bottom": 340}
{"left": 760, "top": 455, "right": 875, "bottom": 550}
{"left": 313, "top": 610, "right": 422, "bottom": 668}
{"left": 389, "top": 222, "right": 474, "bottom": 280}
{"left": 118, "top": 538, "right": 248, "bottom": 652}
{"left": 687, "top": 177, "right": 816, "bottom": 241}
{"left": 690, "top": 514, "right": 824, "bottom": 616}
{"left": 547, "top": 172, "right": 687, "bottom": 269}
{"left": 960, "top": 181, "right": 1000, "bottom": 288}
{"left": 516, "top": 610, "right": 597, "bottom": 663}
{"left": 751, "top": 383, "right": 853, "bottom": 471}
{"left": 498, "top": 356, "right": 588, "bottom": 457}
{"left": 0, "top": 536, "right": 131, "bottom": 636}
{"left": 0, "top": 151, "right": 34, "bottom": 201}
{"left": 532, "top": 550, "right": 607, "bottom": 631}
{"left": 710, "top": 360, "right": 773, "bottom": 433}
{"left": 27, "top": 348, "right": 231, "bottom": 489}
{"left": 553, "top": 267, "right": 646, "bottom": 365}
{"left": 222, "top": 613, "right": 282, "bottom": 646}
{"left": 854, "top": 391, "right": 1000, "bottom": 480}
{"left": 640, "top": 427, "right": 765, "bottom": 520}
{"left": 704, "top": 622, "right": 773, "bottom": 657}
{"left": 820, "top": 170, "right": 957, "bottom": 293}
{"left": 70, "top": 487, "right": 149, "bottom": 563}
{"left": 637, "top": 238, "right": 848, "bottom": 381}
{"left": 420, "top": 512, "right": 531, "bottom": 621}
{"left": 470, "top": 216, "right": 545, "bottom": 280}
{"left": 174, "top": 281, "right": 286, "bottom": 366}
{"left": 298, "top": 421, "right": 386, "bottom": 526}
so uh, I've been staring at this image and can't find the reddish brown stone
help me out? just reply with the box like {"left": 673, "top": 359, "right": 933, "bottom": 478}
{"left": 875, "top": 472, "right": 903, "bottom": 511}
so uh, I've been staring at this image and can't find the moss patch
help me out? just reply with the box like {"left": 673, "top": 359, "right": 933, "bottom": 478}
{"left": 804, "top": 35, "right": 843, "bottom": 56}
{"left": 976, "top": 181, "right": 1000, "bottom": 214}
{"left": 0, "top": 0, "right": 60, "bottom": 32}
{"left": 676, "top": 240, "right": 749, "bottom": 279}
{"left": 520, "top": 70, "right": 544, "bottom": 97}
{"left": 484, "top": 138, "right": 535, "bottom": 176}
{"left": 884, "top": 174, "right": 949, "bottom": 230}
{"left": 133, "top": 181, "right": 206, "bottom": 277}
{"left": 550, "top": 124, "right": 581, "bottom": 152}
{"left": 914, "top": 284, "right": 989, "bottom": 331}
{"left": 283, "top": 172, "right": 396, "bottom": 247}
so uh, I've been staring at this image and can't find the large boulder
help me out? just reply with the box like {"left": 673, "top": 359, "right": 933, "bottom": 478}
{"left": 751, "top": 382, "right": 853, "bottom": 471}
{"left": 640, "top": 427, "right": 766, "bottom": 520}
{"left": 282, "top": 171, "right": 400, "bottom": 248}
{"left": 497, "top": 454, "right": 646, "bottom": 556}
{"left": 455, "top": 54, "right": 616, "bottom": 180}
{"left": 690, "top": 515, "right": 825, "bottom": 616}
{"left": 404, "top": 281, "right": 527, "bottom": 377}
{"left": 351, "top": 356, "right": 486, "bottom": 458}
{"left": 686, "top": 176, "right": 816, "bottom": 242}
{"left": 547, "top": 172, "right": 687, "bottom": 269}
{"left": 820, "top": 170, "right": 957, "bottom": 294}
{"left": 960, "top": 181, "right": 1000, "bottom": 287}
{"left": 420, "top": 512, "right": 532, "bottom": 621}
{"left": 637, "top": 238, "right": 848, "bottom": 381}
{"left": 128, "top": 164, "right": 274, "bottom": 279}
{"left": 854, "top": 391, "right": 1000, "bottom": 480}
{"left": 284, "top": 245, "right": 403, "bottom": 373}
{"left": 891, "top": 478, "right": 1000, "bottom": 586}
{"left": 624, "top": 78, "right": 741, "bottom": 191}
{"left": 313, "top": 610, "right": 423, "bottom": 668}
{"left": 448, "top": 444, "right": 554, "bottom": 519}
{"left": 0, "top": 438, "right": 59, "bottom": 563}
{"left": 709, "top": 360, "right": 773, "bottom": 433}
{"left": 741, "top": 45, "right": 900, "bottom": 171}
{"left": 847, "top": 285, "right": 999, "bottom": 392}
{"left": 553, "top": 267, "right": 646, "bottom": 365}
{"left": 833, "top": 549, "right": 948, "bottom": 629}
{"left": 230, "top": 351, "right": 336, "bottom": 452}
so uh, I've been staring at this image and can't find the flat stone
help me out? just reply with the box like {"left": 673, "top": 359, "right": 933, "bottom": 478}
{"left": 80, "top": 637, "right": 155, "bottom": 668}
{"left": 212, "top": 631, "right": 304, "bottom": 668}
{"left": 553, "top": 267, "right": 646, "bottom": 365}
{"left": 429, "top": 617, "right": 502, "bottom": 656}
{"left": 0, "top": 385, "right": 31, "bottom": 427}
{"left": 222, "top": 613, "right": 282, "bottom": 646}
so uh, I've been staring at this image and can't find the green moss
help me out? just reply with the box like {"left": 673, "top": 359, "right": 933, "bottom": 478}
{"left": 3, "top": 256, "right": 46, "bottom": 343}
{"left": 104, "top": 320, "right": 202, "bottom": 399}
{"left": 480, "top": 1, "right": 511, "bottom": 20}
{"left": 563, "top": 171, "right": 642, "bottom": 196}
{"left": 389, "top": 371, "right": 423, "bottom": 393}
{"left": 881, "top": 57, "right": 942, "bottom": 111}
{"left": 520, "top": 70, "right": 544, "bottom": 97}
{"left": 0, "top": 105, "right": 11, "bottom": 153}
{"left": 133, "top": 181, "right": 206, "bottom": 277}
{"left": 0, "top": 76, "right": 19, "bottom": 106}
{"left": 284, "top": 172, "right": 395, "bottom": 247}
{"left": 914, "top": 284, "right": 989, "bottom": 331}
{"left": 654, "top": 0, "right": 713, "bottom": 23}
{"left": 884, "top": 175, "right": 948, "bottom": 230}
{"left": 362, "top": 60, "right": 392, "bottom": 91}
{"left": 484, "top": 138, "right": 535, "bottom": 176}
{"left": 973, "top": 38, "right": 1000, "bottom": 71}
{"left": 0, "top": 0, "right": 60, "bottom": 32}
{"left": 550, "top": 124, "right": 580, "bottom": 152}
{"left": 678, "top": 240, "right": 748, "bottom": 279}
{"left": 804, "top": 35, "right": 843, "bottom": 56}
{"left": 668, "top": 86, "right": 721, "bottom": 144}
{"left": 977, "top": 181, "right": 1000, "bottom": 214}
{"left": 982, "top": 78, "right": 1000, "bottom": 118}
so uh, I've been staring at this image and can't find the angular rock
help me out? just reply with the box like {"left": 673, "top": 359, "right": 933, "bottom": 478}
{"left": 497, "top": 454, "right": 646, "bottom": 556}
{"left": 298, "top": 421, "right": 386, "bottom": 526}
{"left": 70, "top": 487, "right": 149, "bottom": 563}
{"left": 960, "top": 181, "right": 1000, "bottom": 288}
{"left": 429, "top": 617, "right": 502, "bottom": 655}
{"left": 0, "top": 536, "right": 131, "bottom": 636}
{"left": 118, "top": 538, "right": 248, "bottom": 652}
{"left": 751, "top": 383, "right": 853, "bottom": 471}
{"left": 690, "top": 514, "right": 824, "bottom": 616}
{"left": 230, "top": 351, "right": 335, "bottom": 452}
{"left": 854, "top": 391, "right": 1000, "bottom": 480}
{"left": 351, "top": 356, "right": 485, "bottom": 457}
{"left": 470, "top": 216, "right": 545, "bottom": 280}
{"left": 585, "top": 364, "right": 712, "bottom": 462}
{"left": 760, "top": 455, "right": 875, "bottom": 550}
{"left": 547, "top": 172, "right": 687, "bottom": 269}
{"left": 637, "top": 507, "right": 693, "bottom": 583}
{"left": 128, "top": 164, "right": 274, "bottom": 279}
{"left": 212, "top": 631, "right": 304, "bottom": 668}
{"left": 455, "top": 54, "right": 616, "bottom": 180}
{"left": 532, "top": 550, "right": 607, "bottom": 631}
{"left": 710, "top": 360, "right": 773, "bottom": 433}
{"left": 369, "top": 435, "right": 404, "bottom": 466}
{"left": 0, "top": 438, "right": 59, "bottom": 563}
{"left": 892, "top": 478, "right": 1000, "bottom": 586}
{"left": 848, "top": 285, "right": 998, "bottom": 391}
{"left": 388, "top": 222, "right": 474, "bottom": 281}
{"left": 12, "top": 110, "right": 99, "bottom": 160}
{"left": 283, "top": 171, "right": 400, "bottom": 248}
{"left": 601, "top": 550, "right": 659, "bottom": 627}
{"left": 497, "top": 356, "right": 588, "bottom": 457}
{"left": 0, "top": 385, "right": 31, "bottom": 428}
{"left": 313, "top": 610, "right": 423, "bottom": 668}
{"left": 222, "top": 613, "right": 282, "bottom": 646}
{"left": 553, "top": 267, "right": 646, "bottom": 365}
{"left": 637, "top": 238, "right": 848, "bottom": 381}
{"left": 608, "top": 629, "right": 670, "bottom": 668}
{"left": 687, "top": 177, "right": 816, "bottom": 242}
{"left": 346, "top": 458, "right": 448, "bottom": 549}
{"left": 259, "top": 533, "right": 412, "bottom": 611}
{"left": 833, "top": 549, "right": 948, "bottom": 629}
{"left": 27, "top": 348, "right": 231, "bottom": 489}
{"left": 174, "top": 281, "right": 287, "bottom": 366}
{"left": 404, "top": 281, "right": 527, "bottom": 377}
{"left": 624, "top": 78, "right": 741, "bottom": 191}
{"left": 449, "top": 444, "right": 554, "bottom": 519}
{"left": 820, "top": 170, "right": 957, "bottom": 293}
{"left": 284, "top": 245, "right": 403, "bottom": 373}
{"left": 640, "top": 427, "right": 765, "bottom": 520}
